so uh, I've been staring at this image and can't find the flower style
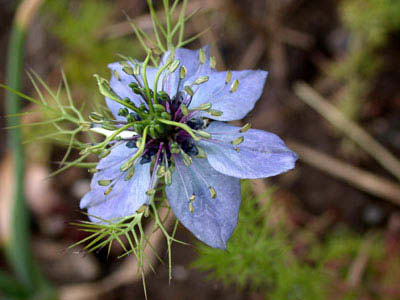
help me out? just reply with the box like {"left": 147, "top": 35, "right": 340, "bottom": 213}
{"left": 80, "top": 46, "right": 298, "bottom": 249}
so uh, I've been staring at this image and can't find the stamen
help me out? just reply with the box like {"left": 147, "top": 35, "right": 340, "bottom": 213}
{"left": 231, "top": 136, "right": 244, "bottom": 145}
{"left": 189, "top": 103, "right": 211, "bottom": 112}
{"left": 210, "top": 56, "right": 217, "bottom": 69}
{"left": 124, "top": 166, "right": 135, "bottom": 181}
{"left": 146, "top": 189, "right": 156, "bottom": 196}
{"left": 193, "top": 76, "right": 209, "bottom": 85}
{"left": 209, "top": 187, "right": 217, "bottom": 199}
{"left": 168, "top": 59, "right": 180, "bottom": 73}
{"left": 195, "top": 130, "right": 211, "bottom": 139}
{"left": 230, "top": 79, "right": 239, "bottom": 93}
{"left": 113, "top": 70, "right": 120, "bottom": 81}
{"left": 165, "top": 169, "right": 172, "bottom": 185}
{"left": 208, "top": 110, "right": 223, "bottom": 117}
{"left": 104, "top": 185, "right": 114, "bottom": 196}
{"left": 133, "top": 63, "right": 140, "bottom": 76}
{"left": 199, "top": 48, "right": 206, "bottom": 64}
{"left": 240, "top": 123, "right": 251, "bottom": 133}
{"left": 189, "top": 202, "right": 194, "bottom": 213}
{"left": 225, "top": 71, "right": 232, "bottom": 84}
{"left": 184, "top": 86, "right": 194, "bottom": 97}
{"left": 180, "top": 150, "right": 192, "bottom": 166}
{"left": 120, "top": 61, "right": 134, "bottom": 75}
{"left": 120, "top": 160, "right": 134, "bottom": 172}
{"left": 180, "top": 104, "right": 189, "bottom": 116}
{"left": 98, "top": 180, "right": 112, "bottom": 186}
{"left": 179, "top": 65, "right": 187, "bottom": 79}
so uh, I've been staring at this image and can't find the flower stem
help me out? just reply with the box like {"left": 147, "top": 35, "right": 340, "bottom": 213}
{"left": 153, "top": 53, "right": 174, "bottom": 104}
{"left": 157, "top": 118, "right": 200, "bottom": 141}
{"left": 141, "top": 52, "right": 155, "bottom": 115}
{"left": 126, "top": 126, "right": 150, "bottom": 165}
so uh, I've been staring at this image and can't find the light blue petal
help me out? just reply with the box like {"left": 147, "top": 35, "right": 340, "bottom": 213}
{"left": 160, "top": 46, "right": 214, "bottom": 98}
{"left": 80, "top": 142, "right": 151, "bottom": 222}
{"left": 166, "top": 155, "right": 241, "bottom": 249}
{"left": 197, "top": 121, "right": 298, "bottom": 179}
{"left": 107, "top": 62, "right": 158, "bottom": 119}
{"left": 187, "top": 70, "right": 268, "bottom": 121}
{"left": 106, "top": 46, "right": 214, "bottom": 119}
{"left": 96, "top": 143, "right": 134, "bottom": 170}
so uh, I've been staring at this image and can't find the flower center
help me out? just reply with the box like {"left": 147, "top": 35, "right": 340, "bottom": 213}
{"left": 116, "top": 88, "right": 205, "bottom": 165}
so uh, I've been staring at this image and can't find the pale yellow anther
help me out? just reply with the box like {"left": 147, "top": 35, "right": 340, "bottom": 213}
{"left": 113, "top": 70, "right": 120, "bottom": 81}
{"left": 169, "top": 60, "right": 180, "bottom": 73}
{"left": 199, "top": 48, "right": 206, "bottom": 64}
{"left": 230, "top": 79, "right": 239, "bottom": 93}
{"left": 180, "top": 66, "right": 187, "bottom": 79}
{"left": 98, "top": 180, "right": 111, "bottom": 186}
{"left": 231, "top": 136, "right": 244, "bottom": 146}
{"left": 210, "top": 56, "right": 217, "bottom": 69}
{"left": 240, "top": 123, "right": 251, "bottom": 133}
{"left": 104, "top": 185, "right": 113, "bottom": 196}
{"left": 225, "top": 71, "right": 232, "bottom": 84}
{"left": 209, "top": 187, "right": 217, "bottom": 199}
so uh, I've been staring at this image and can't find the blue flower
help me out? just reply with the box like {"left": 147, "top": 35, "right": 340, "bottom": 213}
{"left": 80, "top": 46, "right": 298, "bottom": 249}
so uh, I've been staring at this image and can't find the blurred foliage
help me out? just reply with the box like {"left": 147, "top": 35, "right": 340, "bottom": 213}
{"left": 193, "top": 181, "right": 384, "bottom": 300}
{"left": 22, "top": 0, "right": 141, "bottom": 161}
{"left": 194, "top": 182, "right": 327, "bottom": 300}
{"left": 43, "top": 0, "right": 141, "bottom": 88}
{"left": 331, "top": 0, "right": 400, "bottom": 120}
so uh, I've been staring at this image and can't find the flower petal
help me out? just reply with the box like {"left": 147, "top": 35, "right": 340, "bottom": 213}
{"left": 166, "top": 155, "right": 241, "bottom": 249}
{"left": 197, "top": 121, "right": 298, "bottom": 179}
{"left": 80, "top": 142, "right": 151, "bottom": 222}
{"left": 105, "top": 46, "right": 214, "bottom": 119}
{"left": 160, "top": 46, "right": 214, "bottom": 98}
{"left": 107, "top": 62, "right": 158, "bottom": 119}
{"left": 187, "top": 70, "right": 268, "bottom": 121}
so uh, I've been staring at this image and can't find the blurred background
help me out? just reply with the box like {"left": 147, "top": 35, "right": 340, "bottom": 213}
{"left": 1, "top": 0, "right": 400, "bottom": 299}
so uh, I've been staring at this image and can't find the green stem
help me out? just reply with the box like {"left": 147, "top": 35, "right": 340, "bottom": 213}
{"left": 157, "top": 118, "right": 200, "bottom": 141}
{"left": 153, "top": 55, "right": 174, "bottom": 104}
{"left": 126, "top": 126, "right": 149, "bottom": 164}
{"left": 5, "top": 1, "right": 55, "bottom": 298}
{"left": 141, "top": 53, "right": 155, "bottom": 115}
{"left": 163, "top": 0, "right": 173, "bottom": 49}
{"left": 5, "top": 22, "right": 33, "bottom": 291}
